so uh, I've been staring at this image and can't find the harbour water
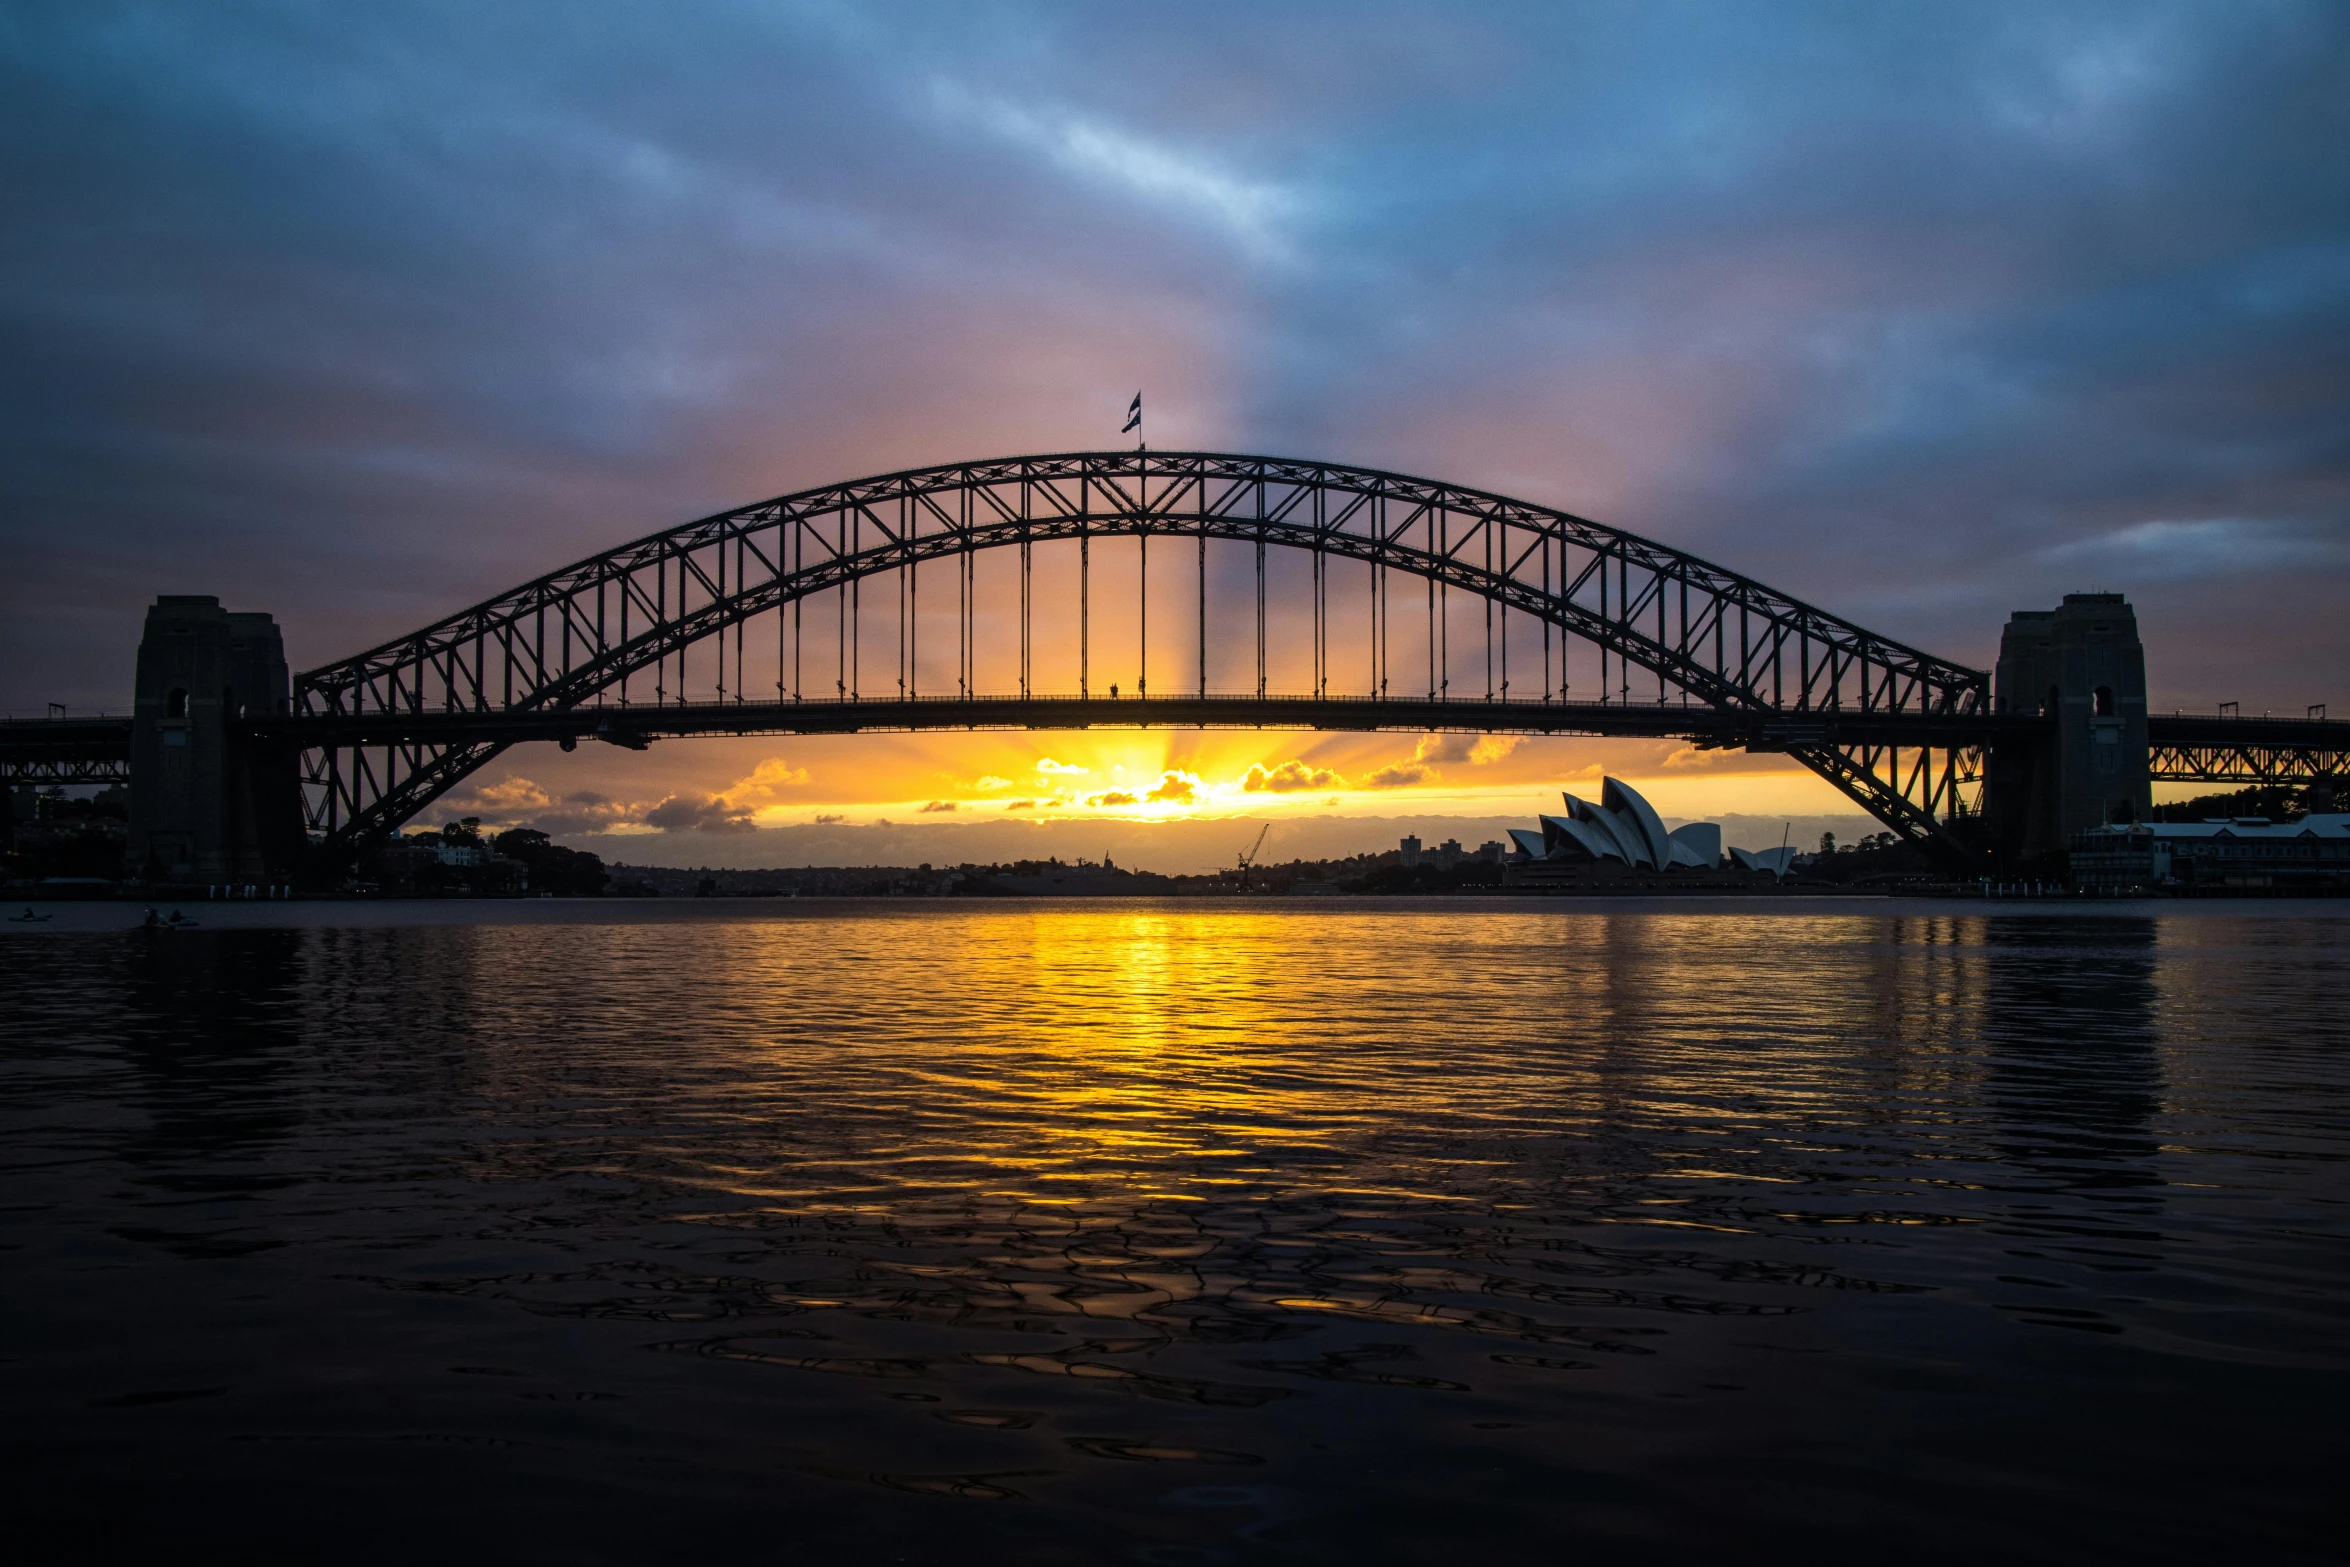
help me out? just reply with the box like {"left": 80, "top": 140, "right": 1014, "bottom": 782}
{"left": 2, "top": 899, "right": 2343, "bottom": 1563}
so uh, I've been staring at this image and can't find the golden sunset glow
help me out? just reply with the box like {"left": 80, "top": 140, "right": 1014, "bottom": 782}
{"left": 439, "top": 727, "right": 1853, "bottom": 844}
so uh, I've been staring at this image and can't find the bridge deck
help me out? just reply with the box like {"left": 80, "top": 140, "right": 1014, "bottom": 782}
{"left": 13, "top": 700, "right": 2350, "bottom": 751}
{"left": 0, "top": 716, "right": 133, "bottom": 786}
{"left": 9, "top": 704, "right": 2347, "bottom": 787}
{"left": 257, "top": 694, "right": 2036, "bottom": 750}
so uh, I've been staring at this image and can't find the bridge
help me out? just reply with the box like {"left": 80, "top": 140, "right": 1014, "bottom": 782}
{"left": 5, "top": 450, "right": 2344, "bottom": 883}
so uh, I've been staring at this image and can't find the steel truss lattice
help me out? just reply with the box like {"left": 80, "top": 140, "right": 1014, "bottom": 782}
{"left": 0, "top": 758, "right": 131, "bottom": 787}
{"left": 2151, "top": 742, "right": 2350, "bottom": 790}
{"left": 293, "top": 451, "right": 1992, "bottom": 857}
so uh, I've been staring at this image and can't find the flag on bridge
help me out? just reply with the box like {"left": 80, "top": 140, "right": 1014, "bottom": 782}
{"left": 1122, "top": 392, "right": 1141, "bottom": 434}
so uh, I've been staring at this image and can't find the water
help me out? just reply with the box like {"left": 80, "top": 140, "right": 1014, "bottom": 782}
{"left": 2, "top": 899, "right": 2344, "bottom": 1564}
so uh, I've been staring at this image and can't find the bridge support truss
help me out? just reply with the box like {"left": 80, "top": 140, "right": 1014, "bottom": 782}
{"left": 291, "top": 452, "right": 1994, "bottom": 866}
{"left": 2151, "top": 734, "right": 2350, "bottom": 796}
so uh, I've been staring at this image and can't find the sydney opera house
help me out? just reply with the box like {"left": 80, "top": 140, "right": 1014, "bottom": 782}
{"left": 1504, "top": 777, "right": 1798, "bottom": 880}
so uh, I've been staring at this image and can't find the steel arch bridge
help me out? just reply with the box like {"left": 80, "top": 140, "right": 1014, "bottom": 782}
{"left": 279, "top": 450, "right": 2003, "bottom": 862}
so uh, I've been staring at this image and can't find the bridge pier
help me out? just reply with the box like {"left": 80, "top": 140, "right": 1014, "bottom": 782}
{"left": 128, "top": 596, "right": 305, "bottom": 883}
{"left": 1986, "top": 593, "right": 2151, "bottom": 865}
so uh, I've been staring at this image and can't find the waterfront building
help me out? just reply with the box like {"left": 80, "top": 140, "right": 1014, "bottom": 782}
{"left": 2072, "top": 815, "right": 2350, "bottom": 894}
{"left": 1503, "top": 778, "right": 1790, "bottom": 883}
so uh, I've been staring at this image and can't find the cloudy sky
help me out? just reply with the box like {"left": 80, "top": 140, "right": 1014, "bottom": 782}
{"left": 4, "top": 2, "right": 2345, "bottom": 864}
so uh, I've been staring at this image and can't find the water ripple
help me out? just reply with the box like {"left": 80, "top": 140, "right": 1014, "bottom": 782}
{"left": 3, "top": 903, "right": 2345, "bottom": 1561}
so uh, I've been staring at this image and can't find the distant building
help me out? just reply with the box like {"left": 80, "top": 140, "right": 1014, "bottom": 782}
{"left": 2073, "top": 815, "right": 2350, "bottom": 894}
{"left": 1400, "top": 834, "right": 1422, "bottom": 867}
{"left": 1503, "top": 778, "right": 1791, "bottom": 881}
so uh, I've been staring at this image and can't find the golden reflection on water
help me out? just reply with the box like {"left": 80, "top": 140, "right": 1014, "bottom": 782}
{"left": 9, "top": 903, "right": 2347, "bottom": 1560}
{"left": 219, "top": 903, "right": 2349, "bottom": 1380}
{"left": 421, "top": 906, "right": 2153, "bottom": 1216}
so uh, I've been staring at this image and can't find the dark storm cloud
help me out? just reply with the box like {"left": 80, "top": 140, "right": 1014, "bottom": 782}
{"left": 3, "top": 0, "right": 2344, "bottom": 714}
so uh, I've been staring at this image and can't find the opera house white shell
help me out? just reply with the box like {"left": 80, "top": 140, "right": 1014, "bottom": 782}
{"left": 1504, "top": 778, "right": 1793, "bottom": 876}
{"left": 1727, "top": 845, "right": 1799, "bottom": 876}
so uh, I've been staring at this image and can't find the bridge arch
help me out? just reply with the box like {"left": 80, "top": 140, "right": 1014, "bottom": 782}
{"left": 292, "top": 451, "right": 1990, "bottom": 858}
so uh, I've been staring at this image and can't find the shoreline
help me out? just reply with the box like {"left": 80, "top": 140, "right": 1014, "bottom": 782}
{"left": 10, "top": 893, "right": 2350, "bottom": 933}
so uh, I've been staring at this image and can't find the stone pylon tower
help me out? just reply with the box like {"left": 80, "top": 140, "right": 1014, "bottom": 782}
{"left": 127, "top": 596, "right": 305, "bottom": 882}
{"left": 1985, "top": 593, "right": 2152, "bottom": 862}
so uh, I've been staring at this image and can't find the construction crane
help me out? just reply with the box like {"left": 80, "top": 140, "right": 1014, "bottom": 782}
{"left": 1235, "top": 823, "right": 1270, "bottom": 891}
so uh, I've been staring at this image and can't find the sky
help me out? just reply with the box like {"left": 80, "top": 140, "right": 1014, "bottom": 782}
{"left": 4, "top": 1, "right": 2346, "bottom": 869}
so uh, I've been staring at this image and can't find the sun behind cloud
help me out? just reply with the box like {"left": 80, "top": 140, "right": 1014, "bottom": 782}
{"left": 1243, "top": 760, "right": 1343, "bottom": 793}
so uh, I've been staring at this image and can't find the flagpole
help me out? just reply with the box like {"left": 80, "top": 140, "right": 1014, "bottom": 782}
{"left": 1129, "top": 392, "right": 1145, "bottom": 696}
{"left": 1127, "top": 390, "right": 1143, "bottom": 695}
{"left": 1119, "top": 390, "right": 1144, "bottom": 700}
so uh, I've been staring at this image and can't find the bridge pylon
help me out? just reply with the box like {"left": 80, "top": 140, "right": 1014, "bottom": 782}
{"left": 1985, "top": 593, "right": 2151, "bottom": 864}
{"left": 128, "top": 596, "right": 305, "bottom": 883}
